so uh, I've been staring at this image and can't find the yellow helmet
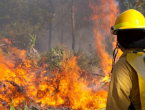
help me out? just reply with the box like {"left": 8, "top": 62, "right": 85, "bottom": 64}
{"left": 112, "top": 9, "right": 145, "bottom": 35}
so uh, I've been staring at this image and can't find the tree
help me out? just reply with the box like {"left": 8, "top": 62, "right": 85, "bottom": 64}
{"left": 71, "top": 0, "right": 76, "bottom": 51}
{"left": 117, "top": 0, "right": 145, "bottom": 14}
{"left": 48, "top": 0, "right": 54, "bottom": 49}
{"left": 116, "top": 0, "right": 128, "bottom": 12}
{"left": 0, "top": 0, "right": 51, "bottom": 49}
{"left": 60, "top": 7, "right": 64, "bottom": 45}
{"left": 128, "top": 0, "right": 145, "bottom": 14}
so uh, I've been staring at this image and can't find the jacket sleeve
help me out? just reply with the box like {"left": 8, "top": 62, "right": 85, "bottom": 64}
{"left": 106, "top": 58, "right": 132, "bottom": 110}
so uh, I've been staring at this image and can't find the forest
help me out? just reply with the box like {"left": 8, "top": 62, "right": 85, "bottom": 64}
{"left": 0, "top": 0, "right": 145, "bottom": 110}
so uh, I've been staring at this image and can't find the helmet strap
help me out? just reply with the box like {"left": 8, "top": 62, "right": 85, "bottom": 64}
{"left": 111, "top": 42, "right": 119, "bottom": 73}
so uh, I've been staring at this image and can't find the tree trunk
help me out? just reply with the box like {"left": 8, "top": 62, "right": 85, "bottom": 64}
{"left": 60, "top": 7, "right": 64, "bottom": 45}
{"left": 78, "top": 7, "right": 83, "bottom": 51}
{"left": 48, "top": 0, "right": 54, "bottom": 50}
{"left": 48, "top": 20, "right": 52, "bottom": 49}
{"left": 71, "top": 0, "right": 76, "bottom": 51}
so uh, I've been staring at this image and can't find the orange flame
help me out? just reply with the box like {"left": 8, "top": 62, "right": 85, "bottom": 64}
{"left": 90, "top": 0, "right": 119, "bottom": 75}
{"left": 0, "top": 1, "right": 123, "bottom": 109}
{"left": 0, "top": 43, "right": 107, "bottom": 109}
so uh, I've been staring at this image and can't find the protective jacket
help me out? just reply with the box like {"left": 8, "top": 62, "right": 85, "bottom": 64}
{"left": 106, "top": 48, "right": 145, "bottom": 110}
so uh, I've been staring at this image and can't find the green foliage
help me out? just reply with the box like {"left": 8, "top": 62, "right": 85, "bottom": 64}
{"left": 38, "top": 45, "right": 71, "bottom": 71}
{"left": 28, "top": 34, "right": 36, "bottom": 49}
{"left": 77, "top": 44, "right": 100, "bottom": 71}
{"left": 37, "top": 45, "right": 100, "bottom": 72}
{"left": 117, "top": 0, "right": 145, "bottom": 14}
{"left": 30, "top": 107, "right": 38, "bottom": 110}
{"left": 10, "top": 98, "right": 38, "bottom": 110}
{"left": 0, "top": 0, "right": 51, "bottom": 49}
{"left": 99, "top": 108, "right": 106, "bottom": 110}
{"left": 22, "top": 99, "right": 27, "bottom": 110}
{"left": 129, "top": 0, "right": 145, "bottom": 14}
{"left": 10, "top": 98, "right": 15, "bottom": 110}
{"left": 76, "top": 50, "right": 100, "bottom": 71}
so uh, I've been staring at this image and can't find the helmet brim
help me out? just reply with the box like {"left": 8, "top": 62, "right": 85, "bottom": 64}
{"left": 112, "top": 26, "right": 145, "bottom": 35}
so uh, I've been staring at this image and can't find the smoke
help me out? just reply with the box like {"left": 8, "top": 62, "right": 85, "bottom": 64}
{"left": 36, "top": 0, "right": 95, "bottom": 53}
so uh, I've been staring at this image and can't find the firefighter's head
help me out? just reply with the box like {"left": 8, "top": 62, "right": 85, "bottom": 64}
{"left": 111, "top": 9, "right": 145, "bottom": 50}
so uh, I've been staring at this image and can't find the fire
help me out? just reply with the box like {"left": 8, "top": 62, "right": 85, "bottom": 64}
{"left": 0, "top": 41, "right": 107, "bottom": 109}
{"left": 90, "top": 0, "right": 123, "bottom": 108}
{"left": 0, "top": 1, "right": 123, "bottom": 109}
{"left": 36, "top": 57, "right": 107, "bottom": 109}
{"left": 90, "top": 0, "right": 119, "bottom": 75}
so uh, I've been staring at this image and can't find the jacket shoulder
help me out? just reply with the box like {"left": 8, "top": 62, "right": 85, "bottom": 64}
{"left": 113, "top": 56, "right": 136, "bottom": 80}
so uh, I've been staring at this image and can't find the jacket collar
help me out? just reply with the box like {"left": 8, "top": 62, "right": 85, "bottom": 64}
{"left": 120, "top": 48, "right": 142, "bottom": 58}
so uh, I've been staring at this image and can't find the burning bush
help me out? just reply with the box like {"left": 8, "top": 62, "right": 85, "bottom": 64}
{"left": 0, "top": 39, "right": 108, "bottom": 110}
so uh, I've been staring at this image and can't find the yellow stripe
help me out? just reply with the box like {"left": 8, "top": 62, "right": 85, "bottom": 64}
{"left": 114, "top": 22, "right": 130, "bottom": 29}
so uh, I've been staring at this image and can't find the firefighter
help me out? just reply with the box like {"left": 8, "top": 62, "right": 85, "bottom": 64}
{"left": 106, "top": 9, "right": 145, "bottom": 110}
